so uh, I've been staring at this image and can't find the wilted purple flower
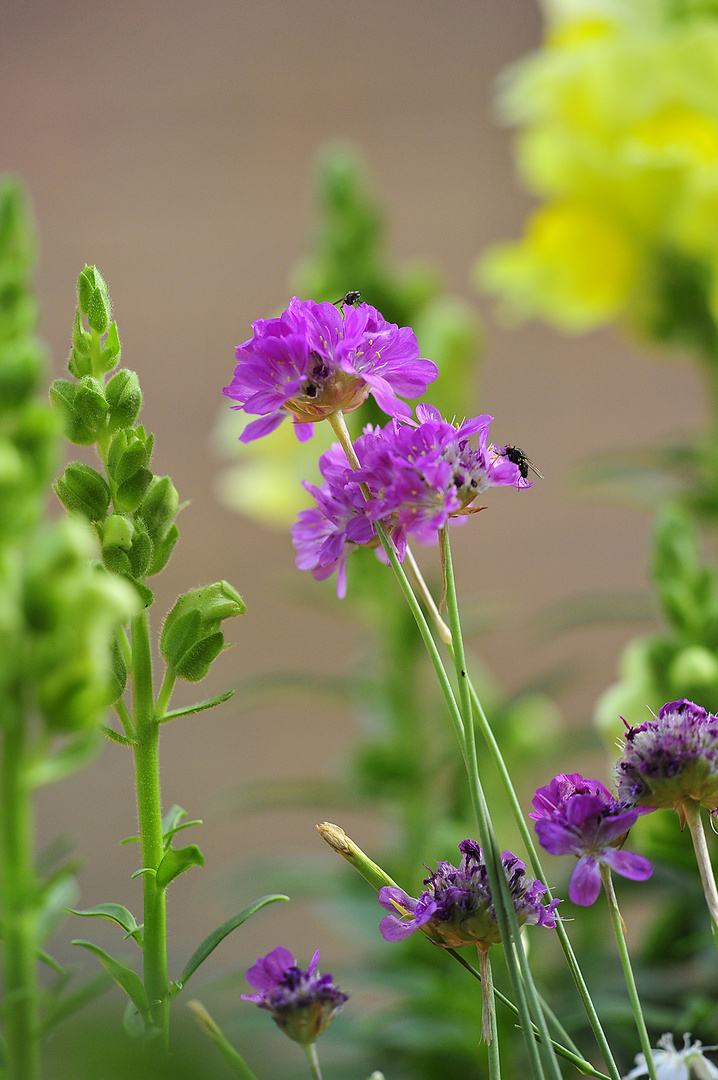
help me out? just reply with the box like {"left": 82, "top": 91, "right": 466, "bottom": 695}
{"left": 223, "top": 297, "right": 437, "bottom": 443}
{"left": 242, "top": 946, "right": 348, "bottom": 1045}
{"left": 616, "top": 699, "right": 718, "bottom": 817}
{"left": 530, "top": 773, "right": 652, "bottom": 906}
{"left": 378, "top": 839, "right": 559, "bottom": 948}
{"left": 624, "top": 1032, "right": 718, "bottom": 1080}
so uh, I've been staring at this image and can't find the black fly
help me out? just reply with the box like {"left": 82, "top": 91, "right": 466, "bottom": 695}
{"left": 334, "top": 291, "right": 362, "bottom": 309}
{"left": 500, "top": 445, "right": 544, "bottom": 483}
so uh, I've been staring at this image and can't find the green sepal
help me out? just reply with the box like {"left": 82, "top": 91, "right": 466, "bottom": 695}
{"left": 159, "top": 689, "right": 234, "bottom": 723}
{"left": 100, "top": 724, "right": 137, "bottom": 747}
{"left": 126, "top": 528, "right": 152, "bottom": 579}
{"left": 155, "top": 844, "right": 204, "bottom": 889}
{"left": 77, "top": 266, "right": 111, "bottom": 335}
{"left": 54, "top": 462, "right": 110, "bottom": 522}
{"left": 27, "top": 729, "right": 100, "bottom": 788}
{"left": 101, "top": 518, "right": 152, "bottom": 580}
{"left": 105, "top": 636, "right": 127, "bottom": 706}
{"left": 170, "top": 894, "right": 289, "bottom": 998}
{"left": 106, "top": 368, "right": 141, "bottom": 433}
{"left": 124, "top": 575, "right": 154, "bottom": 608}
{"left": 49, "top": 378, "right": 106, "bottom": 445}
{"left": 146, "top": 523, "right": 178, "bottom": 576}
{"left": 72, "top": 940, "right": 149, "bottom": 1018}
{"left": 99, "top": 320, "right": 121, "bottom": 372}
{"left": 68, "top": 307, "right": 92, "bottom": 378}
{"left": 160, "top": 582, "right": 245, "bottom": 681}
{"left": 68, "top": 904, "right": 143, "bottom": 947}
{"left": 107, "top": 427, "right": 154, "bottom": 512}
{"left": 137, "top": 475, "right": 179, "bottom": 541}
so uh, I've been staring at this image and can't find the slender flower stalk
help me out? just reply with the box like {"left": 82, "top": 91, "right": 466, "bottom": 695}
{"left": 303, "top": 1043, "right": 324, "bottom": 1080}
{"left": 188, "top": 1000, "right": 260, "bottom": 1080}
{"left": 681, "top": 799, "right": 718, "bottom": 942}
{"left": 130, "top": 608, "right": 170, "bottom": 1047}
{"left": 600, "top": 866, "right": 659, "bottom": 1080}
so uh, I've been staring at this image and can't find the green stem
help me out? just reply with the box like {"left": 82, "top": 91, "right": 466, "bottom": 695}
{"left": 303, "top": 1042, "right": 323, "bottom": 1080}
{"left": 130, "top": 609, "right": 169, "bottom": 1048}
{"left": 681, "top": 799, "right": 718, "bottom": 952}
{"left": 0, "top": 705, "right": 41, "bottom": 1080}
{"left": 154, "top": 668, "right": 176, "bottom": 721}
{"left": 478, "top": 947, "right": 501, "bottom": 1079}
{"left": 187, "top": 1000, "right": 259, "bottom": 1080}
{"left": 89, "top": 328, "right": 111, "bottom": 465}
{"left": 406, "top": 542, "right": 621, "bottom": 1080}
{"left": 442, "top": 529, "right": 559, "bottom": 1080}
{"left": 600, "top": 865, "right": 658, "bottom": 1080}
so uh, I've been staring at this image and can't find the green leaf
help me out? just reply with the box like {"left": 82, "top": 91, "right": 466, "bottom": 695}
{"left": 160, "top": 805, "right": 202, "bottom": 849}
{"left": 171, "top": 894, "right": 289, "bottom": 997}
{"left": 39, "top": 971, "right": 112, "bottom": 1036}
{"left": 68, "top": 904, "right": 143, "bottom": 947}
{"left": 72, "top": 940, "right": 149, "bottom": 1019}
{"left": 100, "top": 724, "right": 137, "bottom": 747}
{"left": 27, "top": 730, "right": 100, "bottom": 788}
{"left": 130, "top": 867, "right": 155, "bottom": 880}
{"left": 159, "top": 689, "right": 234, "bottom": 723}
{"left": 37, "top": 948, "right": 65, "bottom": 974}
{"left": 155, "top": 845, "right": 204, "bottom": 889}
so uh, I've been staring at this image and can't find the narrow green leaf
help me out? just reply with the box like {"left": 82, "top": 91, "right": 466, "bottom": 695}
{"left": 37, "top": 948, "right": 65, "bottom": 974}
{"left": 119, "top": 834, "right": 139, "bottom": 846}
{"left": 100, "top": 724, "right": 137, "bottom": 747}
{"left": 130, "top": 867, "right": 155, "bottom": 879}
{"left": 161, "top": 804, "right": 186, "bottom": 834}
{"left": 68, "top": 904, "right": 143, "bottom": 947}
{"left": 171, "top": 894, "right": 289, "bottom": 996}
{"left": 159, "top": 689, "right": 234, "bottom": 723}
{"left": 27, "top": 730, "right": 100, "bottom": 788}
{"left": 39, "top": 971, "right": 112, "bottom": 1036}
{"left": 156, "top": 845, "right": 204, "bottom": 889}
{"left": 72, "top": 940, "right": 149, "bottom": 1018}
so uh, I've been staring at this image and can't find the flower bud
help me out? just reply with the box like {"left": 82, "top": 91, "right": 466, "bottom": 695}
{"left": 105, "top": 368, "right": 142, "bottom": 433}
{"left": 242, "top": 947, "right": 348, "bottom": 1046}
{"left": 0, "top": 338, "right": 46, "bottom": 409}
{"left": 160, "top": 581, "right": 245, "bottom": 681}
{"left": 77, "top": 265, "right": 111, "bottom": 335}
{"left": 49, "top": 376, "right": 108, "bottom": 445}
{"left": 99, "top": 320, "right": 121, "bottom": 373}
{"left": 68, "top": 307, "right": 92, "bottom": 378}
{"left": 107, "top": 426, "right": 154, "bottom": 512}
{"left": 54, "top": 462, "right": 111, "bottom": 522}
{"left": 138, "top": 475, "right": 178, "bottom": 542}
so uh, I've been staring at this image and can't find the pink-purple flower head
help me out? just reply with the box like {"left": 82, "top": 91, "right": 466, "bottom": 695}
{"left": 616, "top": 699, "right": 718, "bottom": 818}
{"left": 223, "top": 297, "right": 437, "bottom": 443}
{"left": 242, "top": 946, "right": 348, "bottom": 1045}
{"left": 290, "top": 406, "right": 527, "bottom": 596}
{"left": 377, "top": 839, "right": 559, "bottom": 950}
{"left": 530, "top": 773, "right": 652, "bottom": 907}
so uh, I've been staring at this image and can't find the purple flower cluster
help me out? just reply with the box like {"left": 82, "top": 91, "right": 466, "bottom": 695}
{"left": 530, "top": 773, "right": 652, "bottom": 906}
{"left": 616, "top": 698, "right": 718, "bottom": 814}
{"left": 242, "top": 946, "right": 348, "bottom": 1045}
{"left": 378, "top": 839, "right": 559, "bottom": 949}
{"left": 291, "top": 405, "right": 526, "bottom": 595}
{"left": 224, "top": 297, "right": 437, "bottom": 443}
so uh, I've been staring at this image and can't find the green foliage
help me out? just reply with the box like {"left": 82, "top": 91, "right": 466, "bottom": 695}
{"left": 160, "top": 581, "right": 245, "bottom": 681}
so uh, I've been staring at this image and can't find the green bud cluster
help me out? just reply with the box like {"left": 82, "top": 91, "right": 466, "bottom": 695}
{"left": 596, "top": 503, "right": 718, "bottom": 734}
{"left": 0, "top": 186, "right": 137, "bottom": 736}
{"left": 160, "top": 581, "right": 246, "bottom": 681}
{"left": 51, "top": 266, "right": 180, "bottom": 605}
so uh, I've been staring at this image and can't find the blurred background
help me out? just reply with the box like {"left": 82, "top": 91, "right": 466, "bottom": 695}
{"left": 2, "top": 1, "right": 710, "bottom": 1075}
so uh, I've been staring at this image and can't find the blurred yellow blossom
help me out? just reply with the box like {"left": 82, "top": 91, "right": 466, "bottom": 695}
{"left": 478, "top": 0, "right": 718, "bottom": 342}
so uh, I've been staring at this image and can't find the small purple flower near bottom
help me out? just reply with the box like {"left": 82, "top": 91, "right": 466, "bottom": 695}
{"left": 530, "top": 773, "right": 652, "bottom": 906}
{"left": 378, "top": 840, "right": 559, "bottom": 948}
{"left": 242, "top": 946, "right": 348, "bottom": 1045}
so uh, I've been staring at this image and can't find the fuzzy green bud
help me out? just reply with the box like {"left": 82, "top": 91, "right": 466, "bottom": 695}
{"left": 77, "top": 265, "right": 111, "bottom": 335}
{"left": 669, "top": 646, "right": 718, "bottom": 690}
{"left": 54, "top": 462, "right": 110, "bottom": 522}
{"left": 107, "top": 427, "right": 154, "bottom": 512}
{"left": 99, "top": 321, "right": 121, "bottom": 373}
{"left": 68, "top": 306, "right": 92, "bottom": 378}
{"left": 160, "top": 581, "right": 245, "bottom": 681}
{"left": 106, "top": 368, "right": 142, "bottom": 434}
{"left": 0, "top": 338, "right": 46, "bottom": 409}
{"left": 50, "top": 376, "right": 108, "bottom": 445}
{"left": 138, "top": 474, "right": 179, "bottom": 541}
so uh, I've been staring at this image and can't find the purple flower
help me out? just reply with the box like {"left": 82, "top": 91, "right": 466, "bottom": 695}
{"left": 242, "top": 946, "right": 348, "bottom": 1045}
{"left": 291, "top": 406, "right": 528, "bottom": 595}
{"left": 290, "top": 430, "right": 380, "bottom": 598}
{"left": 223, "top": 297, "right": 437, "bottom": 443}
{"left": 530, "top": 773, "right": 652, "bottom": 906}
{"left": 355, "top": 404, "right": 527, "bottom": 547}
{"left": 378, "top": 840, "right": 559, "bottom": 949}
{"left": 616, "top": 699, "right": 718, "bottom": 815}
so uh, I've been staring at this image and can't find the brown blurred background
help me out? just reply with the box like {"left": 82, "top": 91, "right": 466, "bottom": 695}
{"left": 0, "top": 0, "right": 706, "bottom": 994}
